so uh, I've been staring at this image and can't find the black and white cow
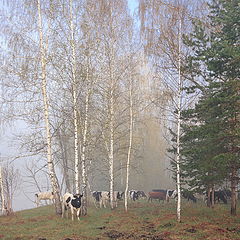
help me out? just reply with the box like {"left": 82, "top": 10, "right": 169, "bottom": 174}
{"left": 62, "top": 193, "right": 83, "bottom": 221}
{"left": 112, "top": 191, "right": 124, "bottom": 207}
{"left": 137, "top": 191, "right": 147, "bottom": 199}
{"left": 129, "top": 190, "right": 139, "bottom": 201}
{"left": 129, "top": 190, "right": 147, "bottom": 201}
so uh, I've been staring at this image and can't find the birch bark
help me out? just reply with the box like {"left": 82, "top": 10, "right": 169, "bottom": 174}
{"left": 124, "top": 74, "right": 133, "bottom": 212}
{"left": 176, "top": 16, "right": 182, "bottom": 223}
{"left": 37, "top": 0, "right": 62, "bottom": 215}
{"left": 80, "top": 56, "right": 91, "bottom": 215}
{"left": 0, "top": 166, "right": 5, "bottom": 215}
{"left": 69, "top": 0, "right": 80, "bottom": 194}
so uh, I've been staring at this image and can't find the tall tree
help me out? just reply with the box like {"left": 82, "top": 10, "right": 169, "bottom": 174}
{"left": 37, "top": 0, "right": 62, "bottom": 215}
{"left": 139, "top": 0, "right": 196, "bottom": 222}
{"left": 182, "top": 0, "right": 240, "bottom": 215}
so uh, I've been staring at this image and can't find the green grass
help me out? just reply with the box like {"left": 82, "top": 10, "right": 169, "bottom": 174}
{"left": 0, "top": 200, "right": 240, "bottom": 239}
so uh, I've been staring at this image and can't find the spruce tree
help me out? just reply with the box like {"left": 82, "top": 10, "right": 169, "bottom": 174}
{"left": 181, "top": 0, "right": 240, "bottom": 215}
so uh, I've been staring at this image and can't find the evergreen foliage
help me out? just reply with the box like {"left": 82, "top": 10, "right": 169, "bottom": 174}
{"left": 175, "top": 0, "right": 240, "bottom": 213}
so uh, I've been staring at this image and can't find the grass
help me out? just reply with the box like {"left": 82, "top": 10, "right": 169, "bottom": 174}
{"left": 0, "top": 200, "right": 240, "bottom": 240}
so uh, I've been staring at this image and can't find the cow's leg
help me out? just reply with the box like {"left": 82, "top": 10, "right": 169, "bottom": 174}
{"left": 77, "top": 209, "right": 80, "bottom": 221}
{"left": 62, "top": 204, "right": 64, "bottom": 218}
{"left": 71, "top": 208, "right": 74, "bottom": 221}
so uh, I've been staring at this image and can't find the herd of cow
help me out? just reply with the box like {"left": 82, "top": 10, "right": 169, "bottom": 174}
{"left": 35, "top": 188, "right": 233, "bottom": 221}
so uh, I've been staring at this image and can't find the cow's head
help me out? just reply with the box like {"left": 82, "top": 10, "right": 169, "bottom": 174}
{"left": 71, "top": 194, "right": 83, "bottom": 208}
{"left": 117, "top": 191, "right": 124, "bottom": 200}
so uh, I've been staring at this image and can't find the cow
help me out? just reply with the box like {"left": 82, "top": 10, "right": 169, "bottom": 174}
{"left": 92, "top": 191, "right": 102, "bottom": 208}
{"left": 129, "top": 190, "right": 139, "bottom": 201}
{"left": 151, "top": 189, "right": 177, "bottom": 202}
{"left": 148, "top": 191, "right": 167, "bottom": 202}
{"left": 62, "top": 193, "right": 83, "bottom": 221}
{"left": 137, "top": 191, "right": 147, "bottom": 199}
{"left": 166, "top": 190, "right": 177, "bottom": 201}
{"left": 112, "top": 191, "right": 124, "bottom": 207}
{"left": 35, "top": 191, "right": 55, "bottom": 207}
{"left": 181, "top": 189, "right": 197, "bottom": 203}
{"left": 99, "top": 191, "right": 110, "bottom": 208}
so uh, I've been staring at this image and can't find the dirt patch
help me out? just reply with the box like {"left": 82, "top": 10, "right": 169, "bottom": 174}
{"left": 103, "top": 230, "right": 125, "bottom": 239}
{"left": 185, "top": 227, "right": 197, "bottom": 233}
{"left": 103, "top": 230, "right": 172, "bottom": 240}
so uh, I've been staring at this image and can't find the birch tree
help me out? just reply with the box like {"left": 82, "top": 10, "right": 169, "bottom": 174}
{"left": 139, "top": 0, "right": 198, "bottom": 222}
{"left": 176, "top": 14, "right": 182, "bottom": 222}
{"left": 37, "top": 0, "right": 62, "bottom": 215}
{"left": 124, "top": 66, "right": 134, "bottom": 212}
{"left": 0, "top": 166, "right": 5, "bottom": 215}
{"left": 69, "top": 0, "right": 80, "bottom": 195}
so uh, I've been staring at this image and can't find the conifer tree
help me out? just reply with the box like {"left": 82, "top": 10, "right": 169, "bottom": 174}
{"left": 182, "top": 0, "right": 240, "bottom": 215}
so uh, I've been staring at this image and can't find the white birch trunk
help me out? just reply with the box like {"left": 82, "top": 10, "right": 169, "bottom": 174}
{"left": 176, "top": 16, "right": 182, "bottom": 223}
{"left": 124, "top": 75, "right": 133, "bottom": 212}
{"left": 0, "top": 166, "right": 5, "bottom": 215}
{"left": 80, "top": 57, "right": 91, "bottom": 215}
{"left": 37, "top": 0, "right": 62, "bottom": 215}
{"left": 109, "top": 90, "right": 114, "bottom": 209}
{"left": 69, "top": 0, "right": 80, "bottom": 194}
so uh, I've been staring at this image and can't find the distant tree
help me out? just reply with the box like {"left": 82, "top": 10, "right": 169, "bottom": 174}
{"left": 138, "top": 0, "right": 200, "bottom": 222}
{"left": 1, "top": 163, "right": 21, "bottom": 215}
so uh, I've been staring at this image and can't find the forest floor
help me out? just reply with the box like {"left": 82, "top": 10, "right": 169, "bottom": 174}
{"left": 0, "top": 200, "right": 240, "bottom": 240}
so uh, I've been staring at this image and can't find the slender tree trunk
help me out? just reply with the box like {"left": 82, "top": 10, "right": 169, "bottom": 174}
{"left": 80, "top": 59, "right": 91, "bottom": 215}
{"left": 109, "top": 90, "right": 114, "bottom": 209}
{"left": 69, "top": 0, "right": 80, "bottom": 194}
{"left": 207, "top": 187, "right": 211, "bottom": 207}
{"left": 0, "top": 166, "right": 5, "bottom": 215}
{"left": 176, "top": 16, "right": 182, "bottom": 223}
{"left": 58, "top": 130, "right": 71, "bottom": 193}
{"left": 37, "top": 0, "right": 62, "bottom": 215}
{"left": 211, "top": 186, "right": 215, "bottom": 208}
{"left": 124, "top": 75, "right": 133, "bottom": 212}
{"left": 231, "top": 168, "right": 237, "bottom": 216}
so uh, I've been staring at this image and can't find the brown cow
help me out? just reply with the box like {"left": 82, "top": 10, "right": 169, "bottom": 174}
{"left": 148, "top": 191, "right": 167, "bottom": 202}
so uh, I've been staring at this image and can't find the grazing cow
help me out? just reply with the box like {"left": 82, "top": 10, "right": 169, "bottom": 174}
{"left": 151, "top": 189, "right": 177, "bottom": 202}
{"left": 35, "top": 191, "right": 55, "bottom": 207}
{"left": 181, "top": 190, "right": 197, "bottom": 203}
{"left": 129, "top": 190, "right": 139, "bottom": 201}
{"left": 148, "top": 191, "right": 167, "bottom": 202}
{"left": 166, "top": 190, "right": 177, "bottom": 201}
{"left": 62, "top": 193, "right": 83, "bottom": 221}
{"left": 137, "top": 191, "right": 147, "bottom": 199}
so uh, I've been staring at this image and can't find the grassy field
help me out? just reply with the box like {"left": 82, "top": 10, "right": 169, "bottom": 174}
{"left": 0, "top": 200, "right": 240, "bottom": 240}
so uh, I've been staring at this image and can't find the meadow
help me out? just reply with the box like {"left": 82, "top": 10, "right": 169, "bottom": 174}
{"left": 0, "top": 200, "right": 240, "bottom": 240}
